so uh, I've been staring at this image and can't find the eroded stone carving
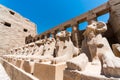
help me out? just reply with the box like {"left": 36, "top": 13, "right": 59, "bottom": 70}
{"left": 2, "top": 21, "right": 120, "bottom": 80}
{"left": 66, "top": 21, "right": 120, "bottom": 78}
{"left": 84, "top": 21, "right": 120, "bottom": 77}
{"left": 67, "top": 53, "right": 88, "bottom": 71}
{"left": 34, "top": 40, "right": 45, "bottom": 56}
{"left": 38, "top": 38, "right": 56, "bottom": 62}
{"left": 112, "top": 44, "right": 120, "bottom": 57}
{"left": 2, "top": 1, "right": 120, "bottom": 80}
{"left": 51, "top": 31, "right": 80, "bottom": 64}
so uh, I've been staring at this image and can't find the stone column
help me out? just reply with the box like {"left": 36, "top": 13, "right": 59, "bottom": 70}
{"left": 44, "top": 35, "right": 47, "bottom": 39}
{"left": 109, "top": 0, "right": 120, "bottom": 43}
{"left": 44, "top": 33, "right": 50, "bottom": 39}
{"left": 51, "top": 32, "right": 56, "bottom": 38}
{"left": 47, "top": 33, "right": 50, "bottom": 38}
{"left": 71, "top": 23, "right": 80, "bottom": 48}
{"left": 87, "top": 10, "right": 97, "bottom": 24}
{"left": 39, "top": 36, "right": 42, "bottom": 40}
{"left": 40, "top": 35, "right": 44, "bottom": 39}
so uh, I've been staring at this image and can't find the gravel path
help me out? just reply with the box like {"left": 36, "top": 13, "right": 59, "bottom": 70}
{"left": 0, "top": 63, "right": 10, "bottom": 80}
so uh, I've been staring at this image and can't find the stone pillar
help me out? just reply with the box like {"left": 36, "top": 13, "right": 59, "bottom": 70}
{"left": 40, "top": 35, "right": 45, "bottom": 39}
{"left": 109, "top": 0, "right": 120, "bottom": 43}
{"left": 51, "top": 32, "right": 56, "bottom": 38}
{"left": 44, "top": 35, "right": 47, "bottom": 39}
{"left": 87, "top": 10, "right": 97, "bottom": 24}
{"left": 39, "top": 36, "right": 42, "bottom": 40}
{"left": 47, "top": 33, "right": 50, "bottom": 38}
{"left": 44, "top": 34, "right": 50, "bottom": 39}
{"left": 71, "top": 23, "right": 80, "bottom": 48}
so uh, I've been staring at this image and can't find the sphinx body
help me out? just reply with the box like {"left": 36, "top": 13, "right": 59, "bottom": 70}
{"left": 51, "top": 31, "right": 80, "bottom": 64}
{"left": 66, "top": 21, "right": 120, "bottom": 78}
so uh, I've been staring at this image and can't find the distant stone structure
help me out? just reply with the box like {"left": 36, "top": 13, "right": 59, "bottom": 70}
{"left": 25, "top": 0, "right": 120, "bottom": 46}
{"left": 0, "top": 5, "right": 36, "bottom": 55}
{"left": 1, "top": 0, "right": 120, "bottom": 80}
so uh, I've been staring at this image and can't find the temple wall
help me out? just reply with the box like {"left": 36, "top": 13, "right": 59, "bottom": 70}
{"left": 0, "top": 5, "right": 37, "bottom": 55}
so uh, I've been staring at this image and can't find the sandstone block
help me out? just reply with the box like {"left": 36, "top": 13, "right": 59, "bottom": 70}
{"left": 15, "top": 59, "right": 23, "bottom": 68}
{"left": 21, "top": 61, "right": 34, "bottom": 74}
{"left": 64, "top": 69, "right": 120, "bottom": 80}
{"left": 33, "top": 62, "right": 66, "bottom": 80}
{"left": 0, "top": 5, "right": 37, "bottom": 55}
{"left": 1, "top": 58, "right": 39, "bottom": 80}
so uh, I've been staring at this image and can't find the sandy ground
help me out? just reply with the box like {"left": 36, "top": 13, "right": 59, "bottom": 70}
{"left": 0, "top": 63, "right": 10, "bottom": 80}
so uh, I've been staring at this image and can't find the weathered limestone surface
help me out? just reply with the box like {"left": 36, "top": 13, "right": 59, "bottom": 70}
{"left": 33, "top": 40, "right": 44, "bottom": 56}
{"left": 33, "top": 62, "right": 66, "bottom": 80}
{"left": 112, "top": 44, "right": 120, "bottom": 57}
{"left": 0, "top": 5, "right": 36, "bottom": 55}
{"left": 1, "top": 58, "right": 39, "bottom": 80}
{"left": 29, "top": 38, "right": 56, "bottom": 62}
{"left": 64, "top": 69, "right": 119, "bottom": 80}
{"left": 71, "top": 23, "right": 81, "bottom": 48}
{"left": 1, "top": 1, "right": 120, "bottom": 80}
{"left": 67, "top": 53, "right": 88, "bottom": 71}
{"left": 41, "top": 38, "right": 56, "bottom": 59}
{"left": 51, "top": 31, "right": 80, "bottom": 64}
{"left": 64, "top": 21, "right": 120, "bottom": 80}
{"left": 109, "top": 0, "right": 120, "bottom": 43}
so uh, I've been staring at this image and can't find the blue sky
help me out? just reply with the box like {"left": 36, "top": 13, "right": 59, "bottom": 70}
{"left": 0, "top": 0, "right": 109, "bottom": 34}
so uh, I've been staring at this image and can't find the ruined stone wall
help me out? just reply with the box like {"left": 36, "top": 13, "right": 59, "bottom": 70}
{"left": 0, "top": 5, "right": 37, "bottom": 55}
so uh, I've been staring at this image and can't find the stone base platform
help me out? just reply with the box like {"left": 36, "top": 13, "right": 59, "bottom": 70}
{"left": 16, "top": 60, "right": 67, "bottom": 80}
{"left": 15, "top": 59, "right": 23, "bottom": 68}
{"left": 21, "top": 60, "right": 33, "bottom": 73}
{"left": 33, "top": 62, "right": 66, "bottom": 80}
{"left": 64, "top": 62, "right": 120, "bottom": 80}
{"left": 0, "top": 58, "right": 39, "bottom": 80}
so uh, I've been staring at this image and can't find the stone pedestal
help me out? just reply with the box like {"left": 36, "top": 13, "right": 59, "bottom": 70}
{"left": 7, "top": 58, "right": 12, "bottom": 63}
{"left": 15, "top": 59, "right": 23, "bottom": 68}
{"left": 33, "top": 62, "right": 66, "bottom": 80}
{"left": 1, "top": 58, "right": 39, "bottom": 80}
{"left": 11, "top": 59, "right": 17, "bottom": 65}
{"left": 64, "top": 68, "right": 120, "bottom": 80}
{"left": 21, "top": 60, "right": 33, "bottom": 74}
{"left": 64, "top": 60, "right": 120, "bottom": 80}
